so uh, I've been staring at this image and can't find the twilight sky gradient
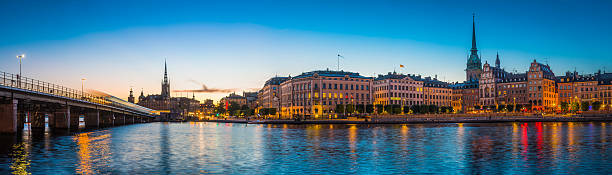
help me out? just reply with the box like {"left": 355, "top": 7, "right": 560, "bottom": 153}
{"left": 1, "top": 0, "right": 611, "bottom": 102}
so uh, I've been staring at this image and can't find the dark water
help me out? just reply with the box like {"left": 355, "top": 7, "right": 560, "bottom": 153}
{"left": 1, "top": 122, "right": 612, "bottom": 174}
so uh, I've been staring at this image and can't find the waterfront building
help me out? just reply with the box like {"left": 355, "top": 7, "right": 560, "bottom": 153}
{"left": 372, "top": 72, "right": 424, "bottom": 106}
{"left": 557, "top": 70, "right": 612, "bottom": 108}
{"left": 278, "top": 70, "right": 373, "bottom": 119}
{"left": 423, "top": 76, "right": 452, "bottom": 107}
{"left": 258, "top": 76, "right": 289, "bottom": 112}
{"left": 243, "top": 91, "right": 259, "bottom": 108}
{"left": 200, "top": 99, "right": 215, "bottom": 115}
{"left": 137, "top": 60, "right": 200, "bottom": 119}
{"left": 450, "top": 81, "right": 479, "bottom": 112}
{"left": 220, "top": 92, "right": 247, "bottom": 107}
{"left": 479, "top": 54, "right": 510, "bottom": 107}
{"left": 527, "top": 60, "right": 558, "bottom": 110}
{"left": 497, "top": 73, "right": 529, "bottom": 110}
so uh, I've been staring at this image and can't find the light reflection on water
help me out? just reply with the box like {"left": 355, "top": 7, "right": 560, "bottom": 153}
{"left": 1, "top": 122, "right": 612, "bottom": 174}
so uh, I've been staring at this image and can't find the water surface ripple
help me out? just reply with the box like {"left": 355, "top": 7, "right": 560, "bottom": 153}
{"left": 1, "top": 122, "right": 611, "bottom": 174}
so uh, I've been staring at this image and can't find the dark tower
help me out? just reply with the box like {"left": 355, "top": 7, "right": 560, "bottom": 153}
{"left": 495, "top": 52, "right": 500, "bottom": 68}
{"left": 128, "top": 88, "right": 135, "bottom": 103}
{"left": 466, "top": 14, "right": 483, "bottom": 81}
{"left": 161, "top": 59, "right": 171, "bottom": 99}
{"left": 138, "top": 89, "right": 145, "bottom": 102}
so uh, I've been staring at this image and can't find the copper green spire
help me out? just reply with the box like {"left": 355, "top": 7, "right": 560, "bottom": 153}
{"left": 471, "top": 13, "right": 477, "bottom": 54}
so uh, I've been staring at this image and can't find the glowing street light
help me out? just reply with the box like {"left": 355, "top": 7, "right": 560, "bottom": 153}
{"left": 16, "top": 54, "right": 25, "bottom": 88}
{"left": 81, "top": 78, "right": 87, "bottom": 98}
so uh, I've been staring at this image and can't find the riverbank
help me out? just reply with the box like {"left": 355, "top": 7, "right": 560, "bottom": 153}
{"left": 204, "top": 113, "right": 612, "bottom": 124}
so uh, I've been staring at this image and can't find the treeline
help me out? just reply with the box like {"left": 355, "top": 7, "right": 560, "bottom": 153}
{"left": 560, "top": 101, "right": 605, "bottom": 112}
{"left": 473, "top": 104, "right": 530, "bottom": 112}
{"left": 335, "top": 104, "right": 454, "bottom": 115}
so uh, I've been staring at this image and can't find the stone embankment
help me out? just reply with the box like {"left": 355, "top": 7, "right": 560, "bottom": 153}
{"left": 204, "top": 112, "right": 612, "bottom": 124}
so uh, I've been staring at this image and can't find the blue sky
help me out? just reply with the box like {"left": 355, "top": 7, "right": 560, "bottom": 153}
{"left": 1, "top": 0, "right": 611, "bottom": 101}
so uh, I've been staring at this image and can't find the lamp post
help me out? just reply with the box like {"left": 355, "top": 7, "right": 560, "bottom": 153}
{"left": 81, "top": 78, "right": 86, "bottom": 99}
{"left": 513, "top": 97, "right": 516, "bottom": 113}
{"left": 16, "top": 54, "right": 25, "bottom": 87}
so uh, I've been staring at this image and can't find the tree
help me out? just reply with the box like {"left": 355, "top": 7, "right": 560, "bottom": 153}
{"left": 410, "top": 105, "right": 420, "bottom": 114}
{"left": 507, "top": 105, "right": 514, "bottom": 112}
{"left": 228, "top": 102, "right": 241, "bottom": 116}
{"left": 244, "top": 109, "right": 254, "bottom": 116}
{"left": 560, "top": 102, "right": 569, "bottom": 112}
{"left": 375, "top": 104, "right": 384, "bottom": 114}
{"left": 356, "top": 104, "right": 365, "bottom": 113}
{"left": 268, "top": 108, "right": 277, "bottom": 115}
{"left": 581, "top": 101, "right": 590, "bottom": 111}
{"left": 524, "top": 104, "right": 532, "bottom": 111}
{"left": 428, "top": 105, "right": 438, "bottom": 114}
{"left": 592, "top": 101, "right": 602, "bottom": 111}
{"left": 420, "top": 105, "right": 429, "bottom": 114}
{"left": 382, "top": 105, "right": 391, "bottom": 114}
{"left": 392, "top": 105, "right": 402, "bottom": 114}
{"left": 569, "top": 102, "right": 578, "bottom": 112}
{"left": 498, "top": 105, "right": 506, "bottom": 112}
{"left": 474, "top": 105, "right": 481, "bottom": 110}
{"left": 366, "top": 104, "right": 374, "bottom": 114}
{"left": 336, "top": 104, "right": 345, "bottom": 114}
{"left": 403, "top": 106, "right": 411, "bottom": 114}
{"left": 346, "top": 104, "right": 355, "bottom": 114}
{"left": 241, "top": 104, "right": 249, "bottom": 110}
{"left": 447, "top": 106, "right": 454, "bottom": 113}
{"left": 215, "top": 104, "right": 226, "bottom": 115}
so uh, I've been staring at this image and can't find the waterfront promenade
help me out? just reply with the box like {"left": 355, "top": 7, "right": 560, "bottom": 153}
{"left": 204, "top": 112, "right": 612, "bottom": 124}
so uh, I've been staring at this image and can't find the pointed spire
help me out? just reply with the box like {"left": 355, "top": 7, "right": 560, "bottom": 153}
{"left": 495, "top": 52, "right": 500, "bottom": 68}
{"left": 471, "top": 13, "right": 477, "bottom": 51}
{"left": 163, "top": 58, "right": 168, "bottom": 84}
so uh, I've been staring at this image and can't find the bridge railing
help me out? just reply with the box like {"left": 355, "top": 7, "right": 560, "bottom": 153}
{"left": 1, "top": 71, "right": 152, "bottom": 115}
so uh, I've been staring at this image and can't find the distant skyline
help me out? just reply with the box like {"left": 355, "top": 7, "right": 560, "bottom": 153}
{"left": 1, "top": 0, "right": 611, "bottom": 102}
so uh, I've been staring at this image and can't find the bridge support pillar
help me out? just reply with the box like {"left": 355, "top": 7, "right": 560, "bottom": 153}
{"left": 114, "top": 114, "right": 124, "bottom": 125}
{"left": 0, "top": 99, "right": 19, "bottom": 134}
{"left": 31, "top": 112, "right": 46, "bottom": 129}
{"left": 85, "top": 109, "right": 100, "bottom": 129}
{"left": 100, "top": 111, "right": 114, "bottom": 127}
{"left": 131, "top": 115, "right": 135, "bottom": 124}
{"left": 53, "top": 105, "right": 78, "bottom": 130}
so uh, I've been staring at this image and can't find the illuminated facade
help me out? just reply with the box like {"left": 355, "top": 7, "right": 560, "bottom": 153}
{"left": 372, "top": 72, "right": 424, "bottom": 106}
{"left": 479, "top": 55, "right": 510, "bottom": 107}
{"left": 258, "top": 77, "right": 289, "bottom": 111}
{"left": 278, "top": 70, "right": 373, "bottom": 118}
{"left": 527, "top": 60, "right": 557, "bottom": 110}
{"left": 496, "top": 73, "right": 529, "bottom": 107}
{"left": 557, "top": 70, "right": 612, "bottom": 107}
{"left": 450, "top": 81, "right": 479, "bottom": 112}
{"left": 423, "top": 77, "right": 452, "bottom": 107}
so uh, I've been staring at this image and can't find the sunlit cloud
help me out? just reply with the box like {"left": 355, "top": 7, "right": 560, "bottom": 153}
{"left": 173, "top": 80, "right": 235, "bottom": 93}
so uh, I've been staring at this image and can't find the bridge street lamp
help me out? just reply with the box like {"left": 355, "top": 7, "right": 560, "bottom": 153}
{"left": 81, "top": 78, "right": 86, "bottom": 99}
{"left": 16, "top": 54, "right": 25, "bottom": 87}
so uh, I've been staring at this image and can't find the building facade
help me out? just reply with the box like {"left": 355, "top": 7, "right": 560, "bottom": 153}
{"left": 527, "top": 60, "right": 557, "bottom": 110}
{"left": 373, "top": 72, "right": 424, "bottom": 106}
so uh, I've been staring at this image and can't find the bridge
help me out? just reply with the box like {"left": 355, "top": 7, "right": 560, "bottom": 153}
{"left": 0, "top": 71, "right": 156, "bottom": 134}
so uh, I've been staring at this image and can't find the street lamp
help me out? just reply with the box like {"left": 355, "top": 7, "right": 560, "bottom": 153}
{"left": 16, "top": 54, "right": 25, "bottom": 87}
{"left": 81, "top": 78, "right": 86, "bottom": 99}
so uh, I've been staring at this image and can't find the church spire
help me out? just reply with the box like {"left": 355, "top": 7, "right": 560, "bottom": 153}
{"left": 495, "top": 52, "right": 500, "bottom": 68}
{"left": 471, "top": 13, "right": 477, "bottom": 53}
{"left": 163, "top": 58, "right": 168, "bottom": 84}
{"left": 161, "top": 59, "right": 171, "bottom": 99}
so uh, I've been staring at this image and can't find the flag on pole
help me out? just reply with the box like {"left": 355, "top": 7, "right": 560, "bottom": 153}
{"left": 400, "top": 64, "right": 405, "bottom": 68}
